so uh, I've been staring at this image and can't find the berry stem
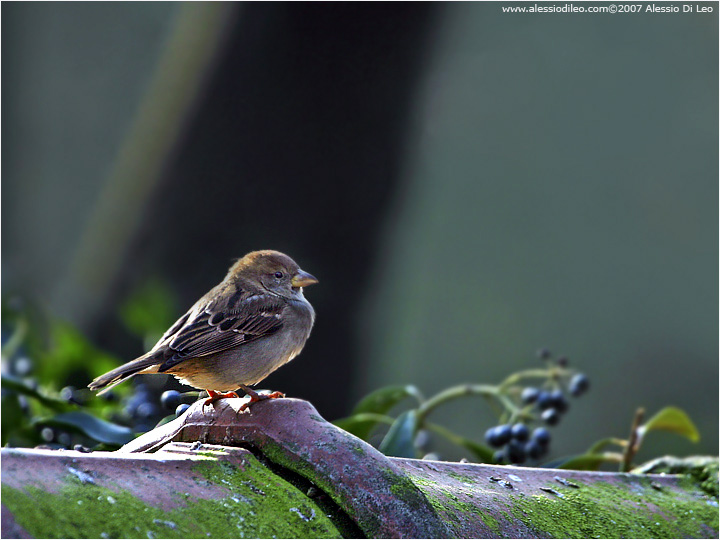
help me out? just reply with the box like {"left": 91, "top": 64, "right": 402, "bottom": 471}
{"left": 342, "top": 412, "right": 395, "bottom": 426}
{"left": 417, "top": 384, "right": 516, "bottom": 423}
{"left": 424, "top": 421, "right": 467, "bottom": 447}
{"left": 497, "top": 368, "right": 559, "bottom": 391}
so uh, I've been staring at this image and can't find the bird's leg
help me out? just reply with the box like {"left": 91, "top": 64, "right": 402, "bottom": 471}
{"left": 203, "top": 389, "right": 239, "bottom": 407}
{"left": 237, "top": 384, "right": 285, "bottom": 412}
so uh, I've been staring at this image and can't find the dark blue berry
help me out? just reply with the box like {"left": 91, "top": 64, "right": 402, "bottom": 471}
{"left": 484, "top": 425, "right": 512, "bottom": 447}
{"left": 541, "top": 408, "right": 560, "bottom": 425}
{"left": 484, "top": 427, "right": 495, "bottom": 446}
{"left": 60, "top": 386, "right": 76, "bottom": 402}
{"left": 136, "top": 401, "right": 158, "bottom": 419}
{"left": 507, "top": 441, "right": 526, "bottom": 464}
{"left": 493, "top": 450, "right": 506, "bottom": 464}
{"left": 569, "top": 373, "right": 590, "bottom": 397}
{"left": 161, "top": 390, "right": 182, "bottom": 410}
{"left": 556, "top": 356, "right": 569, "bottom": 367}
{"left": 494, "top": 424, "right": 512, "bottom": 445}
{"left": 17, "top": 395, "right": 30, "bottom": 414}
{"left": 536, "top": 391, "right": 554, "bottom": 410}
{"left": 521, "top": 387, "right": 540, "bottom": 404}
{"left": 549, "top": 390, "right": 569, "bottom": 413}
{"left": 537, "top": 348, "right": 551, "bottom": 360}
{"left": 102, "top": 391, "right": 118, "bottom": 402}
{"left": 484, "top": 427, "right": 499, "bottom": 447}
{"left": 40, "top": 427, "right": 55, "bottom": 442}
{"left": 57, "top": 432, "right": 71, "bottom": 447}
{"left": 125, "top": 387, "right": 152, "bottom": 417}
{"left": 13, "top": 356, "right": 33, "bottom": 377}
{"left": 511, "top": 423, "right": 529, "bottom": 442}
{"left": 525, "top": 440, "right": 546, "bottom": 460}
{"left": 175, "top": 403, "right": 191, "bottom": 417}
{"left": 531, "top": 427, "right": 551, "bottom": 446}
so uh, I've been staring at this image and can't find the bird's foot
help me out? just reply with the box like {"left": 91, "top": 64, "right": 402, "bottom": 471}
{"left": 237, "top": 385, "right": 285, "bottom": 412}
{"left": 203, "top": 389, "right": 239, "bottom": 408}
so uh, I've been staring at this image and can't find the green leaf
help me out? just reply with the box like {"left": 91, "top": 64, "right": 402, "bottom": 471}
{"left": 378, "top": 409, "right": 419, "bottom": 458}
{"left": 551, "top": 452, "right": 622, "bottom": 471}
{"left": 1, "top": 374, "right": 71, "bottom": 411}
{"left": 587, "top": 437, "right": 626, "bottom": 454}
{"left": 155, "top": 414, "right": 178, "bottom": 428}
{"left": 352, "top": 385, "right": 423, "bottom": 416}
{"left": 1, "top": 390, "right": 41, "bottom": 447}
{"left": 639, "top": 406, "right": 700, "bottom": 443}
{"left": 452, "top": 436, "right": 494, "bottom": 463}
{"left": 333, "top": 412, "right": 395, "bottom": 441}
{"left": 38, "top": 411, "right": 135, "bottom": 446}
{"left": 425, "top": 422, "right": 494, "bottom": 462}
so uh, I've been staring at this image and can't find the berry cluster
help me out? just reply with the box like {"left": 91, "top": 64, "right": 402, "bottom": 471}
{"left": 160, "top": 389, "right": 195, "bottom": 418}
{"left": 485, "top": 423, "right": 551, "bottom": 464}
{"left": 122, "top": 382, "right": 164, "bottom": 432}
{"left": 2, "top": 299, "right": 194, "bottom": 450}
{"left": 5, "top": 351, "right": 106, "bottom": 451}
{"left": 484, "top": 349, "right": 590, "bottom": 464}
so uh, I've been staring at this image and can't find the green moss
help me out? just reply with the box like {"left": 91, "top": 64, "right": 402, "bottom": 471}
{"left": 634, "top": 456, "right": 719, "bottom": 499}
{"left": 507, "top": 479, "right": 719, "bottom": 539}
{"left": 386, "top": 472, "right": 431, "bottom": 504}
{"left": 499, "top": 509, "right": 513, "bottom": 525}
{"left": 402, "top": 472, "right": 503, "bottom": 535}
{"left": 402, "top": 467, "right": 718, "bottom": 538}
{"left": 3, "top": 455, "right": 341, "bottom": 539}
{"left": 408, "top": 474, "right": 439, "bottom": 488}
{"left": 691, "top": 460, "right": 719, "bottom": 498}
{"left": 258, "top": 452, "right": 439, "bottom": 537}
{"left": 474, "top": 508, "right": 501, "bottom": 535}
{"left": 446, "top": 470, "right": 477, "bottom": 484}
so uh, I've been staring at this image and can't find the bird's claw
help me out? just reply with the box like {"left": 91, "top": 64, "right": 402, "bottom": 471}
{"left": 237, "top": 390, "right": 286, "bottom": 412}
{"left": 202, "top": 390, "right": 239, "bottom": 408}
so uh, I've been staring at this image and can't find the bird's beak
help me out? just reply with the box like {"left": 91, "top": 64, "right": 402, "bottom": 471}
{"left": 291, "top": 269, "right": 319, "bottom": 288}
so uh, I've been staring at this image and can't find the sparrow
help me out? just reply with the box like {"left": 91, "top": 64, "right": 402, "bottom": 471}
{"left": 88, "top": 250, "right": 318, "bottom": 410}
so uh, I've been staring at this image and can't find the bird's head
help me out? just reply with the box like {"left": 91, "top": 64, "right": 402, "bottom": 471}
{"left": 227, "top": 250, "right": 318, "bottom": 299}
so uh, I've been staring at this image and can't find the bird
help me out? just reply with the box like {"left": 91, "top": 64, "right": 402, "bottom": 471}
{"left": 88, "top": 250, "right": 318, "bottom": 411}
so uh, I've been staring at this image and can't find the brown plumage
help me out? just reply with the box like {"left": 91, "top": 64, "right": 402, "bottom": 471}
{"left": 88, "top": 250, "right": 317, "bottom": 408}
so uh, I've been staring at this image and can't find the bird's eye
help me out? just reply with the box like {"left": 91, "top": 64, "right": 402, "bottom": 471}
{"left": 274, "top": 271, "right": 284, "bottom": 279}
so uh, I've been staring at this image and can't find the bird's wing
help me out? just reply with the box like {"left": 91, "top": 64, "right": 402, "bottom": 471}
{"left": 155, "top": 287, "right": 285, "bottom": 372}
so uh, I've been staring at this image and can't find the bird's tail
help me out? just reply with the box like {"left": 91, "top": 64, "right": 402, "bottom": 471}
{"left": 88, "top": 353, "right": 160, "bottom": 395}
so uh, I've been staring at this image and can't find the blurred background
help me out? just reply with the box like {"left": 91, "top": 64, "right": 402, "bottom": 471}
{"left": 2, "top": 3, "right": 717, "bottom": 462}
